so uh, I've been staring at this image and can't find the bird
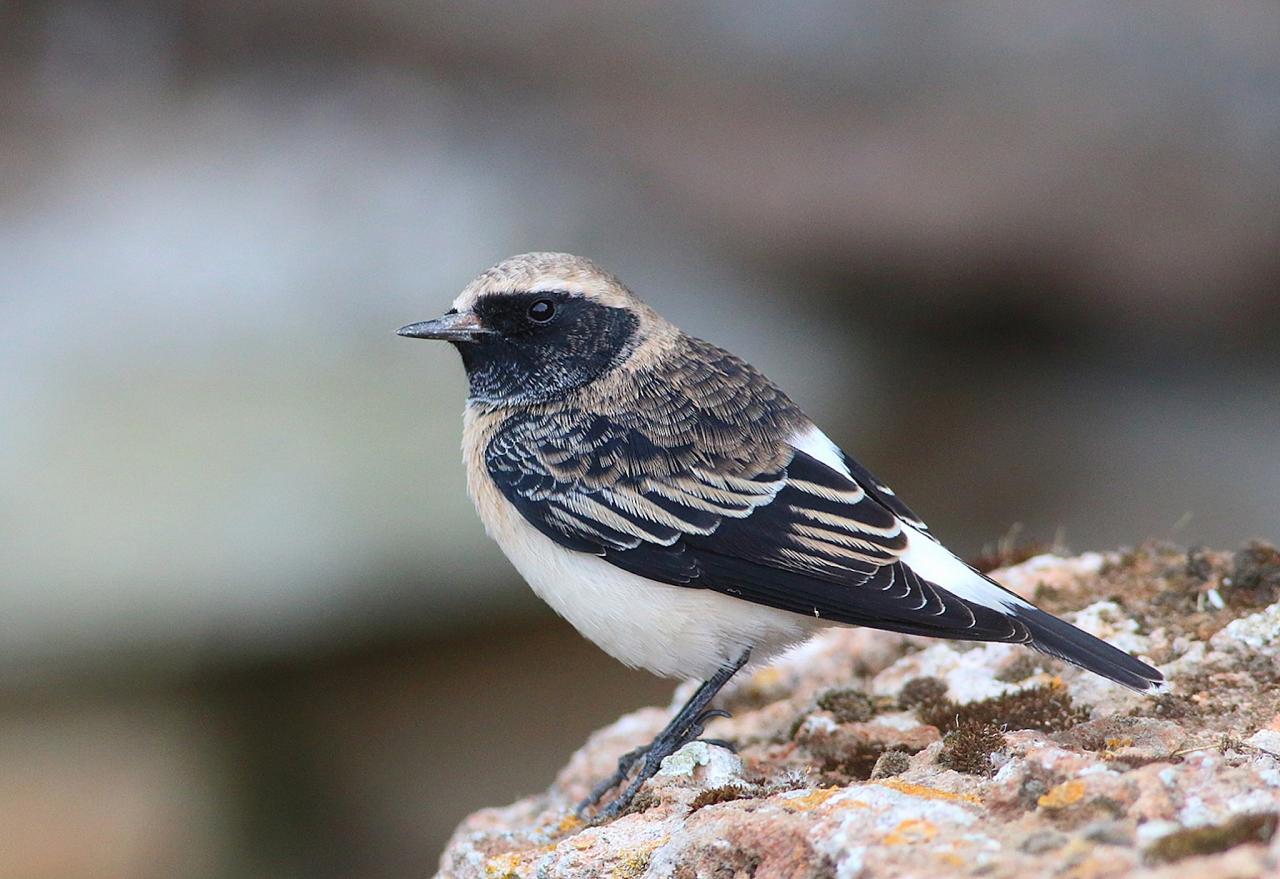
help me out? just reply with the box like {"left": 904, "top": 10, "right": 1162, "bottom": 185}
{"left": 398, "top": 252, "right": 1164, "bottom": 820}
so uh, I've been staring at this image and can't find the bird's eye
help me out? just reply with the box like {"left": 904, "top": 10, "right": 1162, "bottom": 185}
{"left": 527, "top": 299, "right": 556, "bottom": 323}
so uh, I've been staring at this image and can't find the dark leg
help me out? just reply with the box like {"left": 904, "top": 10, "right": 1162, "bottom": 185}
{"left": 577, "top": 648, "right": 751, "bottom": 820}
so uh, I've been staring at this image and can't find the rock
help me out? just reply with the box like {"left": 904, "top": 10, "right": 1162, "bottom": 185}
{"left": 793, "top": 714, "right": 941, "bottom": 779}
{"left": 437, "top": 546, "right": 1280, "bottom": 878}
{"left": 1212, "top": 603, "right": 1280, "bottom": 653}
{"left": 1081, "top": 819, "right": 1133, "bottom": 846}
{"left": 1245, "top": 730, "right": 1280, "bottom": 757}
{"left": 1020, "top": 829, "right": 1068, "bottom": 854}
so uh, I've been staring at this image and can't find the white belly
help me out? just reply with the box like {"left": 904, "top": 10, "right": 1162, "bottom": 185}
{"left": 461, "top": 405, "right": 821, "bottom": 680}
{"left": 496, "top": 512, "right": 820, "bottom": 679}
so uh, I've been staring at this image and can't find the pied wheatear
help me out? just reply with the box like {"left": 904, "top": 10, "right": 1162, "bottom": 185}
{"left": 399, "top": 253, "right": 1162, "bottom": 819}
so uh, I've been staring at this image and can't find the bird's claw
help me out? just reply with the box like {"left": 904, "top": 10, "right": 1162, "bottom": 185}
{"left": 694, "top": 737, "right": 737, "bottom": 753}
{"left": 692, "top": 707, "right": 731, "bottom": 727}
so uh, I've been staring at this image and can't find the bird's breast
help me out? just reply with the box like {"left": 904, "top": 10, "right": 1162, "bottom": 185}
{"left": 461, "top": 403, "right": 522, "bottom": 544}
{"left": 457, "top": 402, "right": 819, "bottom": 679}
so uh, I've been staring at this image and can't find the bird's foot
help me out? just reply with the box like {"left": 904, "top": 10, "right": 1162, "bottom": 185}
{"left": 578, "top": 650, "right": 750, "bottom": 822}
{"left": 575, "top": 744, "right": 649, "bottom": 814}
{"left": 580, "top": 707, "right": 734, "bottom": 822}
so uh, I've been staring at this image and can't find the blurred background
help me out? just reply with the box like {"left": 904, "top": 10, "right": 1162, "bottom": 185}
{"left": 2, "top": 2, "right": 1279, "bottom": 876}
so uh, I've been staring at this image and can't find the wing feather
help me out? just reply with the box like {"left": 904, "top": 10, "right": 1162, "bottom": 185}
{"left": 484, "top": 410, "right": 1029, "bottom": 641}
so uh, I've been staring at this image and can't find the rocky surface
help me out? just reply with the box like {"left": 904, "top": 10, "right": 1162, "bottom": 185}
{"left": 437, "top": 544, "right": 1280, "bottom": 878}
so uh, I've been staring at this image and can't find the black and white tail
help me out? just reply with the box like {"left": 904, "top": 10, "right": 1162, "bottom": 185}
{"left": 897, "top": 524, "right": 1165, "bottom": 693}
{"left": 1012, "top": 603, "right": 1164, "bottom": 692}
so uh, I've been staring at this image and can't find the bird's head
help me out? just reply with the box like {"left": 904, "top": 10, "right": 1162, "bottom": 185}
{"left": 399, "top": 252, "right": 663, "bottom": 405}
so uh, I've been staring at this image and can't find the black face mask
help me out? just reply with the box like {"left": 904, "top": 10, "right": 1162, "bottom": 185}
{"left": 456, "top": 292, "right": 640, "bottom": 404}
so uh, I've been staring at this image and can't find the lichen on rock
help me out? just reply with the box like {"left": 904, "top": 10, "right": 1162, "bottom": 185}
{"left": 436, "top": 544, "right": 1280, "bottom": 878}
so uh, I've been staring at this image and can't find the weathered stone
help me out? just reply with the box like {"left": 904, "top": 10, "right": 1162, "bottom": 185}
{"left": 436, "top": 548, "right": 1280, "bottom": 878}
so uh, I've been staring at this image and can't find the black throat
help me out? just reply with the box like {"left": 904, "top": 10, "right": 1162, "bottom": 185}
{"left": 456, "top": 293, "right": 640, "bottom": 404}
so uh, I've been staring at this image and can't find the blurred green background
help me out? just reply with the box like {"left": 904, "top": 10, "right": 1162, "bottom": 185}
{"left": 2, "top": 2, "right": 1279, "bottom": 876}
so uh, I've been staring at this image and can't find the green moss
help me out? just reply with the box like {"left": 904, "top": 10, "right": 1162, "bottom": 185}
{"left": 1227, "top": 541, "right": 1280, "bottom": 608}
{"left": 688, "top": 783, "right": 752, "bottom": 811}
{"left": 995, "top": 654, "right": 1046, "bottom": 684}
{"left": 1145, "top": 813, "right": 1278, "bottom": 864}
{"left": 1144, "top": 692, "right": 1193, "bottom": 720}
{"left": 1184, "top": 545, "right": 1215, "bottom": 581}
{"left": 937, "top": 721, "right": 1006, "bottom": 775}
{"left": 916, "top": 683, "right": 1088, "bottom": 734}
{"left": 898, "top": 676, "right": 949, "bottom": 712}
{"left": 622, "top": 789, "right": 657, "bottom": 817}
{"left": 816, "top": 688, "right": 877, "bottom": 723}
{"left": 820, "top": 742, "right": 887, "bottom": 781}
{"left": 870, "top": 749, "right": 912, "bottom": 779}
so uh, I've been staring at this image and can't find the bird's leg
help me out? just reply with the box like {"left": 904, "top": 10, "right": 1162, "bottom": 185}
{"left": 577, "top": 744, "right": 648, "bottom": 811}
{"left": 575, "top": 683, "right": 730, "bottom": 813}
{"left": 576, "top": 706, "right": 727, "bottom": 814}
{"left": 578, "top": 649, "right": 750, "bottom": 820}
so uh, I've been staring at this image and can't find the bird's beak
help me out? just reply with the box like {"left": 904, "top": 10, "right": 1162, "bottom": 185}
{"left": 396, "top": 311, "right": 492, "bottom": 342}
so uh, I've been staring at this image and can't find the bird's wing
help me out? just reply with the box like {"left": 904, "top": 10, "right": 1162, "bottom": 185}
{"left": 488, "top": 410, "right": 1164, "bottom": 691}
{"left": 788, "top": 422, "right": 934, "bottom": 535}
{"left": 486, "top": 411, "right": 1029, "bottom": 641}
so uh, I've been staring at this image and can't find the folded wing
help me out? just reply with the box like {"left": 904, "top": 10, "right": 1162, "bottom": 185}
{"left": 487, "top": 410, "right": 1164, "bottom": 692}
{"left": 490, "top": 412, "right": 1023, "bottom": 640}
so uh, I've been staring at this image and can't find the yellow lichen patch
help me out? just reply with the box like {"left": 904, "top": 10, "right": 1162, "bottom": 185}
{"left": 938, "top": 852, "right": 967, "bottom": 868}
{"left": 611, "top": 837, "right": 667, "bottom": 879}
{"left": 1038, "top": 779, "right": 1086, "bottom": 810}
{"left": 483, "top": 849, "right": 539, "bottom": 879}
{"left": 777, "top": 787, "right": 858, "bottom": 812}
{"left": 779, "top": 788, "right": 840, "bottom": 812}
{"left": 556, "top": 813, "right": 585, "bottom": 834}
{"left": 483, "top": 852, "right": 522, "bottom": 878}
{"left": 1104, "top": 737, "right": 1135, "bottom": 750}
{"left": 871, "top": 779, "right": 981, "bottom": 805}
{"left": 883, "top": 818, "right": 939, "bottom": 846}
